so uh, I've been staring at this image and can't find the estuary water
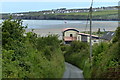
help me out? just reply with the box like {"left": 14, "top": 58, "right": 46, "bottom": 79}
{"left": 0, "top": 20, "right": 119, "bottom": 39}
{"left": 0, "top": 20, "right": 119, "bottom": 31}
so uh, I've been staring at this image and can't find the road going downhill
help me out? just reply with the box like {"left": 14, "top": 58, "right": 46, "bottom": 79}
{"left": 63, "top": 62, "right": 84, "bottom": 79}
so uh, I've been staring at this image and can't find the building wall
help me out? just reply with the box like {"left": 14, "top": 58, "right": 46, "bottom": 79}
{"left": 85, "top": 36, "right": 99, "bottom": 45}
{"left": 81, "top": 35, "right": 88, "bottom": 42}
{"left": 92, "top": 39, "right": 99, "bottom": 45}
{"left": 87, "top": 36, "right": 90, "bottom": 42}
{"left": 77, "top": 35, "right": 82, "bottom": 41}
{"left": 64, "top": 31, "right": 78, "bottom": 37}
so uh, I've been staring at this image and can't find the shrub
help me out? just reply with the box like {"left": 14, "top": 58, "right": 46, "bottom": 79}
{"left": 2, "top": 19, "right": 65, "bottom": 78}
{"left": 64, "top": 41, "right": 89, "bottom": 69}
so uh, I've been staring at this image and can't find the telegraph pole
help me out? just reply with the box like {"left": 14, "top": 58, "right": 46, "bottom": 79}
{"left": 90, "top": 0, "right": 93, "bottom": 66}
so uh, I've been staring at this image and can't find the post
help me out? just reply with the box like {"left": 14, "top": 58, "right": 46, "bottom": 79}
{"left": 90, "top": 6, "right": 92, "bottom": 65}
{"left": 98, "top": 28, "right": 101, "bottom": 43}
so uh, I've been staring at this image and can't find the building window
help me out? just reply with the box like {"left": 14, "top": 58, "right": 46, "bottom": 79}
{"left": 70, "top": 34, "right": 73, "bottom": 37}
{"left": 81, "top": 35, "right": 87, "bottom": 42}
{"left": 94, "top": 40, "right": 96, "bottom": 42}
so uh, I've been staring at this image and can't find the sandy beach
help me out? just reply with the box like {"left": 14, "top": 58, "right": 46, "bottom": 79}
{"left": 26, "top": 28, "right": 63, "bottom": 40}
{"left": 25, "top": 21, "right": 119, "bottom": 40}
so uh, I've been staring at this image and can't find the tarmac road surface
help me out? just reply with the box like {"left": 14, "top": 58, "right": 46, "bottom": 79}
{"left": 62, "top": 62, "right": 84, "bottom": 80}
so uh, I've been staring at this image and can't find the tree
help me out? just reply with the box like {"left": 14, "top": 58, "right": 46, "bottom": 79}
{"left": 112, "top": 27, "right": 120, "bottom": 43}
{"left": 2, "top": 18, "right": 65, "bottom": 78}
{"left": 2, "top": 19, "right": 27, "bottom": 49}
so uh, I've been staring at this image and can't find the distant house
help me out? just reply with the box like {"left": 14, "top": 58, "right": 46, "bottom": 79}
{"left": 62, "top": 28, "right": 99, "bottom": 44}
{"left": 77, "top": 33, "right": 89, "bottom": 42}
{"left": 77, "top": 33, "right": 99, "bottom": 45}
{"left": 62, "top": 28, "right": 116, "bottom": 44}
{"left": 62, "top": 28, "right": 79, "bottom": 44}
{"left": 100, "top": 32, "right": 115, "bottom": 42}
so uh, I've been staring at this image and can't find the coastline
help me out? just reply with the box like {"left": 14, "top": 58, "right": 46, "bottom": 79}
{"left": 25, "top": 21, "right": 118, "bottom": 40}
{"left": 26, "top": 28, "right": 63, "bottom": 40}
{"left": 2, "top": 18, "right": 120, "bottom": 21}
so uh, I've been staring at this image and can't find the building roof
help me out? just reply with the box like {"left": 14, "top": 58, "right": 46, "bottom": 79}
{"left": 79, "top": 33, "right": 88, "bottom": 35}
{"left": 78, "top": 33, "right": 99, "bottom": 39}
{"left": 62, "top": 28, "right": 79, "bottom": 33}
{"left": 100, "top": 32, "right": 115, "bottom": 41}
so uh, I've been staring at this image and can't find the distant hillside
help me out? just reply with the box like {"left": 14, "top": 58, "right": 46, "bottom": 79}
{"left": 1, "top": 6, "right": 119, "bottom": 21}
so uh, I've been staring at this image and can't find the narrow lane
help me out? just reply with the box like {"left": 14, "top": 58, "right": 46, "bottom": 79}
{"left": 63, "top": 62, "right": 84, "bottom": 79}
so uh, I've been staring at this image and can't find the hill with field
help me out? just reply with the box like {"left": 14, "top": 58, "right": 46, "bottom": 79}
{"left": 1, "top": 6, "right": 119, "bottom": 21}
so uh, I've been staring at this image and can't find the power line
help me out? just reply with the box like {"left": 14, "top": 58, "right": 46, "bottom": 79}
{"left": 85, "top": 0, "right": 93, "bottom": 34}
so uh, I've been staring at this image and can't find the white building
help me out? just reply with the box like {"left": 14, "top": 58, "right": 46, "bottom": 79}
{"left": 62, "top": 28, "right": 99, "bottom": 45}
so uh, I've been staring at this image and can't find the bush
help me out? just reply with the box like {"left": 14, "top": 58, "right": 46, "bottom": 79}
{"left": 112, "top": 27, "right": 120, "bottom": 43}
{"left": 2, "top": 19, "right": 65, "bottom": 78}
{"left": 83, "top": 58, "right": 91, "bottom": 78}
{"left": 64, "top": 41, "right": 89, "bottom": 69}
{"left": 90, "top": 42, "right": 119, "bottom": 78}
{"left": 89, "top": 27, "right": 120, "bottom": 78}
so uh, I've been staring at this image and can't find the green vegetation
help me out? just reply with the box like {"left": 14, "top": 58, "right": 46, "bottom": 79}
{"left": 64, "top": 27, "right": 120, "bottom": 78}
{"left": 55, "top": 10, "right": 118, "bottom": 16}
{"left": 2, "top": 18, "right": 65, "bottom": 78}
{"left": 2, "top": 10, "right": 118, "bottom": 20}
{"left": 54, "top": 10, "right": 118, "bottom": 20}
{"left": 90, "top": 42, "right": 119, "bottom": 78}
{"left": 0, "top": 26, "right": 2, "bottom": 79}
{"left": 64, "top": 41, "right": 89, "bottom": 70}
{"left": 1, "top": 17, "right": 120, "bottom": 79}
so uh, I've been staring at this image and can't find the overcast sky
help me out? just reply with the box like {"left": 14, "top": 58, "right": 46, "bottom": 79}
{"left": 0, "top": 0, "right": 119, "bottom": 13}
